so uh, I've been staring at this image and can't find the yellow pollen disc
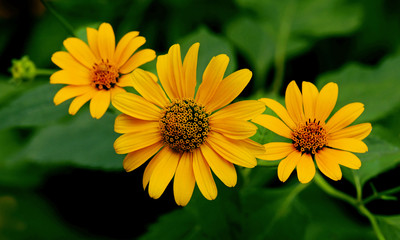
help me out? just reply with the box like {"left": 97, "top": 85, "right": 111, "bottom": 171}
{"left": 90, "top": 60, "right": 119, "bottom": 90}
{"left": 292, "top": 119, "right": 327, "bottom": 154}
{"left": 159, "top": 98, "right": 210, "bottom": 153}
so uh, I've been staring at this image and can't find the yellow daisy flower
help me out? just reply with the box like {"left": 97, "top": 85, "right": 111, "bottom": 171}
{"left": 112, "top": 43, "right": 266, "bottom": 206}
{"left": 252, "top": 81, "right": 372, "bottom": 183}
{"left": 50, "top": 22, "right": 156, "bottom": 119}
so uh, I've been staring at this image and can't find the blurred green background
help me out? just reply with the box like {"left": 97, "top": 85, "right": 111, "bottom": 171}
{"left": 1, "top": 0, "right": 400, "bottom": 239}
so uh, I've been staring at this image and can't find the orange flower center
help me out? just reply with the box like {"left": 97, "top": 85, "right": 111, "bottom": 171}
{"left": 292, "top": 119, "right": 327, "bottom": 154}
{"left": 91, "top": 60, "right": 119, "bottom": 90}
{"left": 159, "top": 98, "right": 210, "bottom": 152}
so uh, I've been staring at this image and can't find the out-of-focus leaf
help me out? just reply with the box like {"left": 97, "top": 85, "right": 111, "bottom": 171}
{"left": 0, "top": 83, "right": 68, "bottom": 130}
{"left": 316, "top": 55, "right": 400, "bottom": 122}
{"left": 376, "top": 215, "right": 400, "bottom": 240}
{"left": 17, "top": 112, "right": 122, "bottom": 170}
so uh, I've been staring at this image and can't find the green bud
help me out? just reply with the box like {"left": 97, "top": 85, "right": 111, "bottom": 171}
{"left": 9, "top": 56, "right": 37, "bottom": 84}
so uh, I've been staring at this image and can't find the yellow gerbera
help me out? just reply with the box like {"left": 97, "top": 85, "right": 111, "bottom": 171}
{"left": 50, "top": 22, "right": 156, "bottom": 119}
{"left": 112, "top": 43, "right": 266, "bottom": 206}
{"left": 252, "top": 81, "right": 372, "bottom": 183}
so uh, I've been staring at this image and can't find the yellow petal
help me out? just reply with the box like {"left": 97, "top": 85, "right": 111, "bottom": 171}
{"left": 252, "top": 114, "right": 293, "bottom": 139}
{"left": 206, "top": 69, "right": 252, "bottom": 112}
{"left": 143, "top": 149, "right": 164, "bottom": 190}
{"left": 327, "top": 138, "right": 368, "bottom": 153}
{"left": 259, "top": 98, "right": 296, "bottom": 130}
{"left": 206, "top": 132, "right": 257, "bottom": 168}
{"left": 97, "top": 23, "right": 115, "bottom": 61}
{"left": 326, "top": 103, "right": 365, "bottom": 133}
{"left": 50, "top": 70, "right": 91, "bottom": 85}
{"left": 114, "top": 31, "right": 140, "bottom": 66}
{"left": 328, "top": 123, "right": 372, "bottom": 141}
{"left": 201, "top": 143, "right": 237, "bottom": 187}
{"left": 182, "top": 42, "right": 199, "bottom": 98}
{"left": 315, "top": 149, "right": 342, "bottom": 181}
{"left": 51, "top": 51, "right": 91, "bottom": 77}
{"left": 110, "top": 86, "right": 126, "bottom": 99}
{"left": 296, "top": 153, "right": 315, "bottom": 183}
{"left": 168, "top": 44, "right": 185, "bottom": 98}
{"left": 277, "top": 151, "right": 302, "bottom": 182}
{"left": 53, "top": 85, "right": 92, "bottom": 105}
{"left": 112, "top": 92, "right": 162, "bottom": 120}
{"left": 257, "top": 142, "right": 295, "bottom": 161}
{"left": 123, "top": 142, "right": 164, "bottom": 172}
{"left": 86, "top": 27, "right": 100, "bottom": 59}
{"left": 114, "top": 129, "right": 162, "bottom": 154}
{"left": 192, "top": 149, "right": 217, "bottom": 200}
{"left": 320, "top": 148, "right": 361, "bottom": 169}
{"left": 68, "top": 88, "right": 97, "bottom": 115}
{"left": 241, "top": 139, "right": 267, "bottom": 156}
{"left": 195, "top": 54, "right": 229, "bottom": 107}
{"left": 116, "top": 36, "right": 145, "bottom": 69}
{"left": 149, "top": 148, "right": 180, "bottom": 199}
{"left": 114, "top": 114, "right": 159, "bottom": 134}
{"left": 119, "top": 49, "right": 156, "bottom": 74}
{"left": 130, "top": 69, "right": 169, "bottom": 108}
{"left": 116, "top": 75, "right": 134, "bottom": 87}
{"left": 314, "top": 82, "right": 338, "bottom": 123}
{"left": 173, "top": 152, "right": 195, "bottom": 206}
{"left": 301, "top": 81, "right": 319, "bottom": 121}
{"left": 89, "top": 90, "right": 110, "bottom": 119}
{"left": 212, "top": 100, "right": 266, "bottom": 120}
{"left": 285, "top": 81, "right": 305, "bottom": 124}
{"left": 157, "top": 54, "right": 179, "bottom": 99}
{"left": 63, "top": 38, "right": 96, "bottom": 69}
{"left": 210, "top": 117, "right": 257, "bottom": 139}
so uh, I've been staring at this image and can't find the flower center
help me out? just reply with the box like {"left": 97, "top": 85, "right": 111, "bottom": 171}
{"left": 292, "top": 119, "right": 327, "bottom": 154}
{"left": 91, "top": 60, "right": 119, "bottom": 90}
{"left": 159, "top": 98, "right": 210, "bottom": 153}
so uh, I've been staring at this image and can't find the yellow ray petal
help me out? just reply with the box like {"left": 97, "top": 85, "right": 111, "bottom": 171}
{"left": 285, "top": 81, "right": 305, "bottom": 124}
{"left": 326, "top": 102, "right": 365, "bottom": 133}
{"left": 68, "top": 88, "right": 97, "bottom": 115}
{"left": 119, "top": 49, "right": 156, "bottom": 74}
{"left": 112, "top": 92, "right": 162, "bottom": 120}
{"left": 97, "top": 23, "right": 115, "bottom": 61}
{"left": 277, "top": 151, "right": 302, "bottom": 182}
{"left": 157, "top": 54, "right": 179, "bottom": 99}
{"left": 320, "top": 148, "right": 361, "bottom": 169}
{"left": 53, "top": 85, "right": 92, "bottom": 105}
{"left": 296, "top": 153, "right": 315, "bottom": 183}
{"left": 110, "top": 86, "right": 126, "bottom": 99}
{"left": 206, "top": 132, "right": 257, "bottom": 168}
{"left": 149, "top": 148, "right": 180, "bottom": 199}
{"left": 252, "top": 114, "right": 293, "bottom": 139}
{"left": 241, "top": 139, "right": 267, "bottom": 156}
{"left": 315, "top": 149, "right": 342, "bottom": 181}
{"left": 182, "top": 42, "right": 199, "bottom": 98}
{"left": 114, "top": 114, "right": 160, "bottom": 134}
{"left": 301, "top": 81, "right": 319, "bottom": 121}
{"left": 173, "top": 152, "right": 196, "bottom": 206}
{"left": 86, "top": 27, "right": 100, "bottom": 59}
{"left": 193, "top": 149, "right": 217, "bottom": 200}
{"left": 50, "top": 70, "right": 91, "bottom": 85}
{"left": 210, "top": 118, "right": 257, "bottom": 139}
{"left": 167, "top": 44, "right": 185, "bottom": 98}
{"left": 211, "top": 100, "right": 265, "bottom": 120}
{"left": 206, "top": 69, "right": 252, "bottom": 112}
{"left": 314, "top": 82, "right": 338, "bottom": 123}
{"left": 89, "top": 90, "right": 110, "bottom": 119}
{"left": 259, "top": 98, "right": 296, "bottom": 130}
{"left": 114, "top": 129, "right": 162, "bottom": 154}
{"left": 327, "top": 138, "right": 368, "bottom": 153}
{"left": 63, "top": 38, "right": 97, "bottom": 69}
{"left": 123, "top": 141, "right": 164, "bottom": 172}
{"left": 113, "top": 31, "right": 140, "bottom": 66}
{"left": 195, "top": 54, "right": 229, "bottom": 107}
{"left": 201, "top": 143, "right": 237, "bottom": 187}
{"left": 143, "top": 147, "right": 166, "bottom": 189}
{"left": 116, "top": 75, "right": 134, "bottom": 87}
{"left": 257, "top": 142, "right": 296, "bottom": 161}
{"left": 51, "top": 52, "right": 91, "bottom": 77}
{"left": 328, "top": 123, "right": 372, "bottom": 141}
{"left": 130, "top": 69, "right": 170, "bottom": 108}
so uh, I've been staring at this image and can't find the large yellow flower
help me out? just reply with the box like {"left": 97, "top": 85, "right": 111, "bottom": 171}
{"left": 112, "top": 43, "right": 266, "bottom": 206}
{"left": 50, "top": 23, "right": 156, "bottom": 119}
{"left": 252, "top": 81, "right": 372, "bottom": 183}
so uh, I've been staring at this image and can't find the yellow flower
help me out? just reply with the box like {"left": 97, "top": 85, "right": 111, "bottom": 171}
{"left": 252, "top": 81, "right": 372, "bottom": 183}
{"left": 50, "top": 23, "right": 156, "bottom": 119}
{"left": 112, "top": 43, "right": 266, "bottom": 206}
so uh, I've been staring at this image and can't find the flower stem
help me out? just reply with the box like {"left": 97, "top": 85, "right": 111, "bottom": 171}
{"left": 363, "top": 185, "right": 400, "bottom": 205}
{"left": 40, "top": 0, "right": 76, "bottom": 37}
{"left": 36, "top": 68, "right": 56, "bottom": 76}
{"left": 358, "top": 205, "right": 385, "bottom": 240}
{"left": 314, "top": 172, "right": 357, "bottom": 206}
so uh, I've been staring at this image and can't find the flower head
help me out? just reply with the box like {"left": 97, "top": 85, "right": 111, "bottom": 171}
{"left": 50, "top": 23, "right": 156, "bottom": 119}
{"left": 252, "top": 81, "right": 372, "bottom": 183}
{"left": 112, "top": 43, "right": 266, "bottom": 206}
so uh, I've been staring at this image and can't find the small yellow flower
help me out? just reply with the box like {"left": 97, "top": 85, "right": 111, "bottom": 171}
{"left": 112, "top": 43, "right": 266, "bottom": 206}
{"left": 50, "top": 23, "right": 156, "bottom": 119}
{"left": 253, "top": 81, "right": 372, "bottom": 183}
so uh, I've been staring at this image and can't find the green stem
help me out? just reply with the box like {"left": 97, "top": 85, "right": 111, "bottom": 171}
{"left": 363, "top": 186, "right": 400, "bottom": 205}
{"left": 36, "top": 68, "right": 56, "bottom": 76}
{"left": 271, "top": 0, "right": 296, "bottom": 94}
{"left": 40, "top": 0, "right": 76, "bottom": 37}
{"left": 352, "top": 170, "right": 363, "bottom": 202}
{"left": 359, "top": 205, "right": 385, "bottom": 240}
{"left": 314, "top": 172, "right": 357, "bottom": 206}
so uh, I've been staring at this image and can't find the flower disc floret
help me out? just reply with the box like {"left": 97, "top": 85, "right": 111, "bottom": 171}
{"left": 292, "top": 119, "right": 327, "bottom": 154}
{"left": 91, "top": 60, "right": 119, "bottom": 90}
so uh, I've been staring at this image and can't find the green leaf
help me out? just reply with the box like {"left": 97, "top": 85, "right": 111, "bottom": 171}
{"left": 376, "top": 215, "right": 400, "bottom": 240}
{"left": 17, "top": 112, "right": 123, "bottom": 170}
